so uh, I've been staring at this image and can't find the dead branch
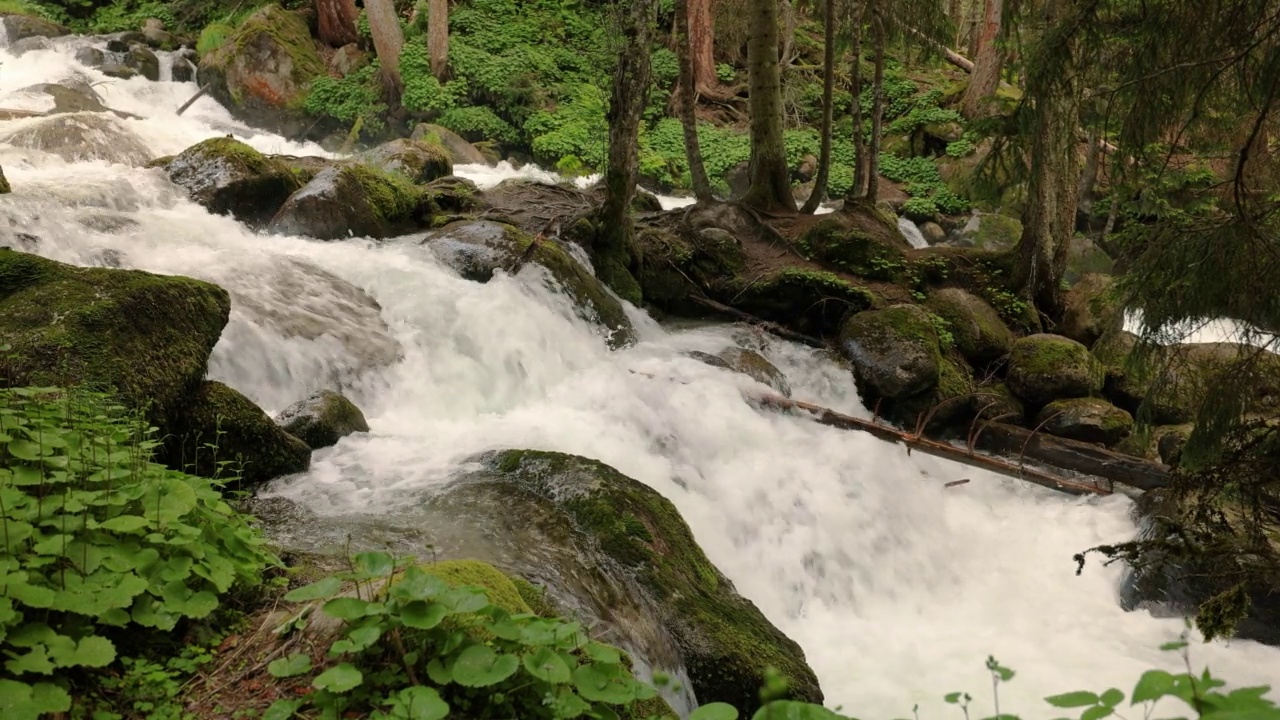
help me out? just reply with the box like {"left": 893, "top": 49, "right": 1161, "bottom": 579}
{"left": 176, "top": 84, "right": 211, "bottom": 117}
{"left": 689, "top": 296, "right": 826, "bottom": 348}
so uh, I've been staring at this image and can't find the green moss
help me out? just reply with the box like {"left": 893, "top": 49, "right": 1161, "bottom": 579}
{"left": 421, "top": 559, "right": 532, "bottom": 614}
{"left": 926, "top": 287, "right": 1014, "bottom": 365}
{"left": 204, "top": 4, "right": 326, "bottom": 112}
{"left": 733, "top": 268, "right": 876, "bottom": 336}
{"left": 197, "top": 137, "right": 277, "bottom": 175}
{"left": 508, "top": 576, "right": 555, "bottom": 617}
{"left": 0, "top": 250, "right": 230, "bottom": 427}
{"left": 341, "top": 163, "right": 423, "bottom": 223}
{"left": 796, "top": 215, "right": 905, "bottom": 281}
{"left": 481, "top": 450, "right": 822, "bottom": 712}
{"left": 1007, "top": 334, "right": 1106, "bottom": 407}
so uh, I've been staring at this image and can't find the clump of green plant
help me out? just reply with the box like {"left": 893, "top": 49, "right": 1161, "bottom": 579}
{"left": 303, "top": 63, "right": 387, "bottom": 132}
{"left": 195, "top": 22, "right": 233, "bottom": 56}
{"left": 0, "top": 386, "right": 277, "bottom": 719}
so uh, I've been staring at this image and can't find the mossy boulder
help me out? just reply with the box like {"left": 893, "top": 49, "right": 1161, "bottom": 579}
{"left": 275, "top": 389, "right": 370, "bottom": 450}
{"left": 688, "top": 346, "right": 791, "bottom": 397}
{"left": 0, "top": 13, "right": 68, "bottom": 44}
{"left": 970, "top": 382, "right": 1025, "bottom": 424}
{"left": 1060, "top": 273, "right": 1122, "bottom": 349}
{"left": 731, "top": 268, "right": 875, "bottom": 337}
{"left": 360, "top": 138, "right": 453, "bottom": 185}
{"left": 267, "top": 163, "right": 424, "bottom": 240}
{"left": 165, "top": 137, "right": 303, "bottom": 226}
{"left": 410, "top": 123, "right": 490, "bottom": 166}
{"left": 424, "top": 220, "right": 635, "bottom": 349}
{"left": 634, "top": 225, "right": 745, "bottom": 315}
{"left": 164, "top": 380, "right": 311, "bottom": 487}
{"left": 795, "top": 206, "right": 909, "bottom": 281}
{"left": 957, "top": 212, "right": 1022, "bottom": 251}
{"left": 1036, "top": 397, "right": 1134, "bottom": 447}
{"left": 839, "top": 304, "right": 943, "bottom": 400}
{"left": 0, "top": 165, "right": 9, "bottom": 194}
{"left": 1006, "top": 334, "right": 1105, "bottom": 407}
{"left": 0, "top": 250, "right": 229, "bottom": 428}
{"left": 1064, "top": 234, "right": 1115, "bottom": 284}
{"left": 2, "top": 112, "right": 153, "bottom": 166}
{"left": 458, "top": 450, "right": 823, "bottom": 712}
{"left": 196, "top": 4, "right": 326, "bottom": 138}
{"left": 926, "top": 287, "right": 1013, "bottom": 366}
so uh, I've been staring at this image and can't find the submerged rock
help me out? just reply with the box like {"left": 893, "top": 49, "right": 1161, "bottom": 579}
{"left": 1006, "top": 334, "right": 1105, "bottom": 407}
{"left": 275, "top": 389, "right": 370, "bottom": 450}
{"left": 267, "top": 164, "right": 424, "bottom": 240}
{"left": 164, "top": 381, "right": 311, "bottom": 487}
{"left": 9, "top": 81, "right": 109, "bottom": 115}
{"left": 425, "top": 220, "right": 636, "bottom": 348}
{"left": 165, "top": 137, "right": 302, "bottom": 226}
{"left": 361, "top": 138, "right": 452, "bottom": 184}
{"left": 1036, "top": 397, "right": 1134, "bottom": 447}
{"left": 0, "top": 112, "right": 153, "bottom": 166}
{"left": 196, "top": 4, "right": 326, "bottom": 137}
{"left": 0, "top": 250, "right": 229, "bottom": 428}
{"left": 10, "top": 35, "right": 52, "bottom": 56}
{"left": 688, "top": 346, "right": 792, "bottom": 397}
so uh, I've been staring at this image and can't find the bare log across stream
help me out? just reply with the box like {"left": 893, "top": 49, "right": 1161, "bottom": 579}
{"left": 749, "top": 392, "right": 1172, "bottom": 497}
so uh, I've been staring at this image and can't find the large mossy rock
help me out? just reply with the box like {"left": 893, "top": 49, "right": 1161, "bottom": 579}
{"left": 1006, "top": 334, "right": 1104, "bottom": 407}
{"left": 1060, "top": 273, "right": 1121, "bottom": 349}
{"left": 425, "top": 220, "right": 636, "bottom": 349}
{"left": 926, "top": 287, "right": 1013, "bottom": 366}
{"left": 1036, "top": 397, "right": 1134, "bottom": 447}
{"left": 795, "top": 204, "right": 910, "bottom": 280}
{"left": 731, "top": 268, "right": 875, "bottom": 337}
{"left": 456, "top": 450, "right": 823, "bottom": 712}
{"left": 165, "top": 137, "right": 302, "bottom": 226}
{"left": 839, "top": 305, "right": 943, "bottom": 399}
{"left": 267, "top": 164, "right": 424, "bottom": 240}
{"left": 0, "top": 250, "right": 229, "bottom": 427}
{"left": 410, "top": 123, "right": 490, "bottom": 165}
{"left": 196, "top": 4, "right": 326, "bottom": 138}
{"left": 633, "top": 225, "right": 745, "bottom": 315}
{"left": 165, "top": 381, "right": 311, "bottom": 487}
{"left": 1, "top": 13, "right": 68, "bottom": 43}
{"left": 275, "top": 389, "right": 369, "bottom": 450}
{"left": 360, "top": 138, "right": 453, "bottom": 184}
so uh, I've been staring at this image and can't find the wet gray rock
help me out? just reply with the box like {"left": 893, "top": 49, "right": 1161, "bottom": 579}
{"left": 1, "top": 13, "right": 68, "bottom": 44}
{"left": 1036, "top": 397, "right": 1134, "bottom": 447}
{"left": 689, "top": 347, "right": 791, "bottom": 397}
{"left": 839, "top": 304, "right": 943, "bottom": 399}
{"left": 141, "top": 18, "right": 177, "bottom": 50}
{"left": 1006, "top": 334, "right": 1105, "bottom": 407}
{"left": 99, "top": 63, "right": 139, "bottom": 80}
{"left": 10, "top": 81, "right": 107, "bottom": 115}
{"left": 411, "top": 123, "right": 491, "bottom": 166}
{"left": 74, "top": 46, "right": 106, "bottom": 68}
{"left": 267, "top": 164, "right": 424, "bottom": 240}
{"left": 10, "top": 36, "right": 52, "bottom": 56}
{"left": 275, "top": 390, "right": 370, "bottom": 450}
{"left": 164, "top": 137, "right": 302, "bottom": 226}
{"left": 171, "top": 55, "right": 196, "bottom": 83}
{"left": 0, "top": 112, "right": 153, "bottom": 166}
{"left": 125, "top": 44, "right": 161, "bottom": 81}
{"left": 360, "top": 138, "right": 452, "bottom": 184}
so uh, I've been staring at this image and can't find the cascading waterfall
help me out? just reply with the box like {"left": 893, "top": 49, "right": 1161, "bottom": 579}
{"left": 4, "top": 37, "right": 1280, "bottom": 718}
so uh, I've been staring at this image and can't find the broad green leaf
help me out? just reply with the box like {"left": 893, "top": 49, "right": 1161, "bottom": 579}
{"left": 400, "top": 600, "right": 448, "bottom": 630}
{"left": 583, "top": 641, "right": 622, "bottom": 665}
{"left": 268, "top": 653, "right": 314, "bottom": 678}
{"left": 68, "top": 636, "right": 115, "bottom": 668}
{"left": 550, "top": 686, "right": 592, "bottom": 718}
{"left": 944, "top": 693, "right": 964, "bottom": 704}
{"left": 1045, "top": 692, "right": 1099, "bottom": 708}
{"left": 353, "top": 552, "right": 395, "bottom": 578}
{"left": 452, "top": 644, "right": 520, "bottom": 687}
{"left": 690, "top": 703, "right": 740, "bottom": 720}
{"left": 391, "top": 567, "right": 448, "bottom": 601}
{"left": 1099, "top": 688, "right": 1124, "bottom": 708}
{"left": 263, "top": 698, "right": 304, "bottom": 720}
{"left": 1131, "top": 670, "right": 1177, "bottom": 705}
{"left": 386, "top": 686, "right": 450, "bottom": 720}
{"left": 439, "top": 587, "right": 489, "bottom": 615}
{"left": 141, "top": 477, "right": 198, "bottom": 522}
{"left": 425, "top": 658, "right": 452, "bottom": 685}
{"left": 750, "top": 701, "right": 854, "bottom": 720}
{"left": 98, "top": 516, "right": 151, "bottom": 533}
{"left": 331, "top": 624, "right": 382, "bottom": 654}
{"left": 6, "top": 645, "right": 55, "bottom": 675}
{"left": 8, "top": 582, "right": 56, "bottom": 609}
{"left": 8, "top": 439, "right": 45, "bottom": 461}
{"left": 283, "top": 577, "right": 343, "bottom": 602}
{"left": 0, "top": 679, "right": 71, "bottom": 720}
{"left": 523, "top": 646, "right": 572, "bottom": 684}
{"left": 572, "top": 663, "right": 638, "bottom": 704}
{"left": 312, "top": 662, "right": 363, "bottom": 693}
{"left": 323, "top": 597, "right": 378, "bottom": 621}
{"left": 1081, "top": 705, "right": 1114, "bottom": 720}
{"left": 1160, "top": 640, "right": 1189, "bottom": 651}
{"left": 29, "top": 682, "right": 71, "bottom": 715}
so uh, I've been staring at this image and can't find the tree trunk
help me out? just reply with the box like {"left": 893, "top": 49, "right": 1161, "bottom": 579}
{"left": 742, "top": 0, "right": 794, "bottom": 211}
{"left": 315, "top": 0, "right": 359, "bottom": 48}
{"left": 595, "top": 0, "right": 657, "bottom": 299}
{"left": 949, "top": 0, "right": 963, "bottom": 47}
{"left": 676, "top": 0, "right": 714, "bottom": 201}
{"left": 428, "top": 0, "right": 448, "bottom": 79}
{"left": 365, "top": 0, "right": 405, "bottom": 100}
{"left": 1077, "top": 126, "right": 1101, "bottom": 218}
{"left": 960, "top": 0, "right": 1003, "bottom": 118}
{"left": 865, "top": 14, "right": 886, "bottom": 203}
{"left": 800, "top": 0, "right": 836, "bottom": 214}
{"left": 689, "top": 0, "right": 717, "bottom": 93}
{"left": 847, "top": 5, "right": 867, "bottom": 202}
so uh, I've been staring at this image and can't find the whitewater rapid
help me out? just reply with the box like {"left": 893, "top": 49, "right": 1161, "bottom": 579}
{"left": 2, "top": 35, "right": 1279, "bottom": 718}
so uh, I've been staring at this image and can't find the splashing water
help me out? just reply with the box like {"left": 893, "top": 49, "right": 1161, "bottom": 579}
{"left": 3, "top": 40, "right": 1280, "bottom": 718}
{"left": 898, "top": 216, "right": 931, "bottom": 249}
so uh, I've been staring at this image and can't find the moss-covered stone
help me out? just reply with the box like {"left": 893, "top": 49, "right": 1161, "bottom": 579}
{"left": 1060, "top": 273, "right": 1122, "bottom": 349}
{"left": 0, "top": 250, "right": 229, "bottom": 428}
{"left": 634, "top": 225, "right": 748, "bottom": 316}
{"left": 795, "top": 210, "right": 908, "bottom": 281}
{"left": 163, "top": 380, "right": 311, "bottom": 487}
{"left": 267, "top": 163, "right": 424, "bottom": 240}
{"left": 421, "top": 559, "right": 532, "bottom": 614}
{"left": 926, "top": 287, "right": 1013, "bottom": 366}
{"left": 959, "top": 212, "right": 1023, "bottom": 251}
{"left": 360, "top": 138, "right": 453, "bottom": 185}
{"left": 196, "top": 3, "right": 326, "bottom": 137}
{"left": 0, "top": 164, "right": 9, "bottom": 194}
{"left": 165, "top": 137, "right": 302, "bottom": 227}
{"left": 970, "top": 382, "right": 1025, "bottom": 424}
{"left": 275, "top": 389, "right": 369, "bottom": 450}
{"left": 732, "top": 268, "right": 876, "bottom": 337}
{"left": 410, "top": 123, "right": 490, "bottom": 165}
{"left": 424, "top": 220, "right": 636, "bottom": 348}
{"left": 469, "top": 450, "right": 822, "bottom": 712}
{"left": 0, "top": 13, "right": 68, "bottom": 44}
{"left": 1036, "top": 397, "right": 1134, "bottom": 447}
{"left": 839, "top": 304, "right": 943, "bottom": 399}
{"left": 1006, "top": 334, "right": 1105, "bottom": 407}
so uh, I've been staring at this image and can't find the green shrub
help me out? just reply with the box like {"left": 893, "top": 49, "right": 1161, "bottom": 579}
{"left": 195, "top": 22, "right": 233, "bottom": 56}
{"left": 303, "top": 63, "right": 386, "bottom": 130}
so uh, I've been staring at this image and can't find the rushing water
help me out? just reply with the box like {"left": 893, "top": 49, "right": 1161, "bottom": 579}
{"left": 3, "top": 36, "right": 1280, "bottom": 718}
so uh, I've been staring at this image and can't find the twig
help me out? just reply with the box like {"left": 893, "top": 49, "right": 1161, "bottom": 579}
{"left": 176, "top": 84, "right": 210, "bottom": 117}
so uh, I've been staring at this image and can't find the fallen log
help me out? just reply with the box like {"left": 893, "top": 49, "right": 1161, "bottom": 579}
{"left": 972, "top": 422, "right": 1172, "bottom": 491}
{"left": 689, "top": 296, "right": 826, "bottom": 349}
{"left": 751, "top": 393, "right": 1113, "bottom": 496}
{"left": 176, "top": 84, "right": 210, "bottom": 117}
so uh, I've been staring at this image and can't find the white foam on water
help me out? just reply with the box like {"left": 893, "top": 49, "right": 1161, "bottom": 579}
{"left": 3, "top": 41, "right": 1279, "bottom": 719}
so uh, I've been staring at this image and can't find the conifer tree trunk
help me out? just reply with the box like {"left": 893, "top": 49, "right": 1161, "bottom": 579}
{"left": 960, "top": 0, "right": 1003, "bottom": 119}
{"left": 595, "top": 0, "right": 657, "bottom": 301}
{"left": 676, "top": 0, "right": 714, "bottom": 201}
{"left": 865, "top": 14, "right": 886, "bottom": 203}
{"left": 428, "top": 0, "right": 448, "bottom": 79}
{"left": 365, "top": 0, "right": 405, "bottom": 98}
{"left": 689, "top": 0, "right": 717, "bottom": 92}
{"left": 847, "top": 6, "right": 867, "bottom": 202}
{"left": 801, "top": 0, "right": 836, "bottom": 213}
{"left": 315, "top": 0, "right": 359, "bottom": 48}
{"left": 742, "top": 0, "right": 794, "bottom": 211}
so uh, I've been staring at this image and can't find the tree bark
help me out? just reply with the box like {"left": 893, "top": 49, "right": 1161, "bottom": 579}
{"left": 595, "top": 0, "right": 657, "bottom": 296}
{"left": 865, "top": 13, "right": 886, "bottom": 203}
{"left": 801, "top": 0, "right": 836, "bottom": 214}
{"left": 315, "top": 0, "right": 359, "bottom": 48}
{"left": 949, "top": 0, "right": 963, "bottom": 47}
{"left": 365, "top": 0, "right": 405, "bottom": 99}
{"left": 960, "top": 0, "right": 1003, "bottom": 118}
{"left": 689, "top": 0, "right": 717, "bottom": 93}
{"left": 676, "top": 0, "right": 714, "bottom": 201}
{"left": 847, "top": 5, "right": 867, "bottom": 202}
{"left": 742, "top": 0, "right": 795, "bottom": 211}
{"left": 428, "top": 0, "right": 448, "bottom": 79}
